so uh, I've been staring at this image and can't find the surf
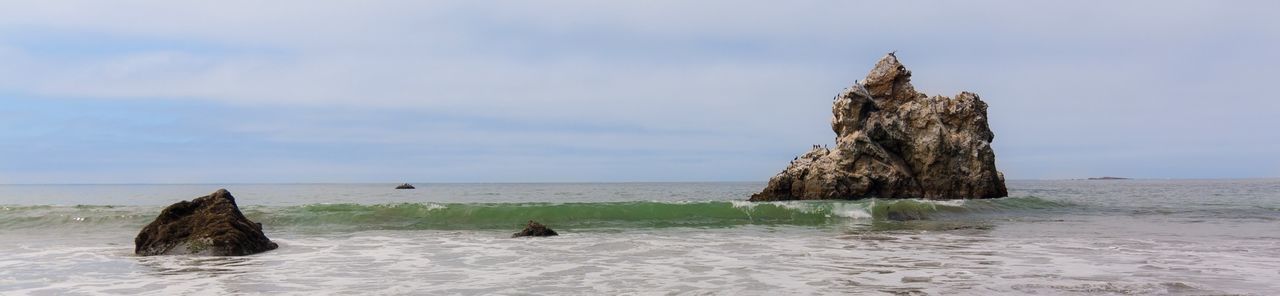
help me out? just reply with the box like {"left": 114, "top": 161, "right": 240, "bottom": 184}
{"left": 0, "top": 197, "right": 1066, "bottom": 232}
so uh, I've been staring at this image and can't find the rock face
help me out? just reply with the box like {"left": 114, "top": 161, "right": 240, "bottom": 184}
{"left": 135, "top": 189, "right": 278, "bottom": 256}
{"left": 750, "top": 54, "right": 1007, "bottom": 201}
{"left": 396, "top": 183, "right": 416, "bottom": 189}
{"left": 512, "top": 220, "right": 559, "bottom": 238}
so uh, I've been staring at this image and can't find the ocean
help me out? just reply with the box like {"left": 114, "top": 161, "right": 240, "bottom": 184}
{"left": 1, "top": 180, "right": 1278, "bottom": 295}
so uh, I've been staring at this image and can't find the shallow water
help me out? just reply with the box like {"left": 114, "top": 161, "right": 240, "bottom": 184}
{"left": 2, "top": 180, "right": 1279, "bottom": 295}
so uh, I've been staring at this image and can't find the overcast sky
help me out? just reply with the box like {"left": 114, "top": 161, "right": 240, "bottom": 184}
{"left": 1, "top": 1, "right": 1278, "bottom": 183}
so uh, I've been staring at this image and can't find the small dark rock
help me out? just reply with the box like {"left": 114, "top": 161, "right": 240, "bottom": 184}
{"left": 134, "top": 189, "right": 278, "bottom": 256}
{"left": 512, "top": 220, "right": 558, "bottom": 238}
{"left": 395, "top": 183, "right": 415, "bottom": 189}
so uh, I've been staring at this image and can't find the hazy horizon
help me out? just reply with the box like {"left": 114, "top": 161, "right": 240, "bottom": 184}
{"left": 3, "top": 1, "right": 1279, "bottom": 183}
{"left": 6, "top": 177, "right": 1280, "bottom": 186}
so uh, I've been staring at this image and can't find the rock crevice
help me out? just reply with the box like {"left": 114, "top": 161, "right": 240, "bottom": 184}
{"left": 750, "top": 54, "right": 1007, "bottom": 201}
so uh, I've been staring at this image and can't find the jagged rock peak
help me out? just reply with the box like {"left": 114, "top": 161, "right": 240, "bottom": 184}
{"left": 751, "top": 53, "right": 1007, "bottom": 201}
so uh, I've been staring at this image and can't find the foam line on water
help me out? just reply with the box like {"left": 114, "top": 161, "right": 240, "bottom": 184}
{"left": 0, "top": 197, "right": 1068, "bottom": 232}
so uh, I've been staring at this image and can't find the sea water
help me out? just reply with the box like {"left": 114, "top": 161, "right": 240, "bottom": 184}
{"left": 1, "top": 180, "right": 1278, "bottom": 295}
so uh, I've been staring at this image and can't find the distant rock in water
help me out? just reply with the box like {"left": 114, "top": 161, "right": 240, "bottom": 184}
{"left": 134, "top": 189, "right": 278, "bottom": 256}
{"left": 512, "top": 220, "right": 559, "bottom": 238}
{"left": 396, "top": 183, "right": 416, "bottom": 189}
{"left": 751, "top": 53, "right": 1007, "bottom": 201}
{"left": 1087, "top": 177, "right": 1130, "bottom": 180}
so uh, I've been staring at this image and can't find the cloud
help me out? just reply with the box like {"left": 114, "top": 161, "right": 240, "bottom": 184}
{"left": 1, "top": 0, "right": 1278, "bottom": 182}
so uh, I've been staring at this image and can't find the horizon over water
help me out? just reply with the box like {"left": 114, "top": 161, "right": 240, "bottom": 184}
{"left": 8, "top": 177, "right": 1277, "bottom": 185}
{"left": 2, "top": 179, "right": 1279, "bottom": 295}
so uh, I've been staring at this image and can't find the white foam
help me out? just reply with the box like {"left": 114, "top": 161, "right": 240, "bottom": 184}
{"left": 3, "top": 218, "right": 1279, "bottom": 295}
{"left": 728, "top": 200, "right": 756, "bottom": 210}
{"left": 925, "top": 199, "right": 967, "bottom": 207}
{"left": 829, "top": 203, "right": 873, "bottom": 219}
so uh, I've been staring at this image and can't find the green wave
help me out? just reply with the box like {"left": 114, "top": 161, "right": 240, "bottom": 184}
{"left": 0, "top": 197, "right": 1067, "bottom": 231}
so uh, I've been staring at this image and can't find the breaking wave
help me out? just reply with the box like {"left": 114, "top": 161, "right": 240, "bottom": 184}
{"left": 0, "top": 197, "right": 1067, "bottom": 232}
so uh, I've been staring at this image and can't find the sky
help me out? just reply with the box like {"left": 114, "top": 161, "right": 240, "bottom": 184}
{"left": 1, "top": 1, "right": 1278, "bottom": 183}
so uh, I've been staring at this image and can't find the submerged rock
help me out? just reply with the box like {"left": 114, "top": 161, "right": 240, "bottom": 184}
{"left": 512, "top": 220, "right": 558, "bottom": 238}
{"left": 396, "top": 183, "right": 416, "bottom": 189}
{"left": 134, "top": 189, "right": 278, "bottom": 256}
{"left": 751, "top": 53, "right": 1007, "bottom": 201}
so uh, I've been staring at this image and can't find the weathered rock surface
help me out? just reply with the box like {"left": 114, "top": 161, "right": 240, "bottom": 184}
{"left": 512, "top": 220, "right": 558, "bottom": 238}
{"left": 750, "top": 53, "right": 1007, "bottom": 201}
{"left": 135, "top": 189, "right": 278, "bottom": 256}
{"left": 396, "top": 183, "right": 416, "bottom": 189}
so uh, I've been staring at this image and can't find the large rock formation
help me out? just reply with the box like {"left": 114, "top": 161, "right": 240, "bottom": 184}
{"left": 135, "top": 189, "right": 278, "bottom": 256}
{"left": 750, "top": 53, "right": 1007, "bottom": 201}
